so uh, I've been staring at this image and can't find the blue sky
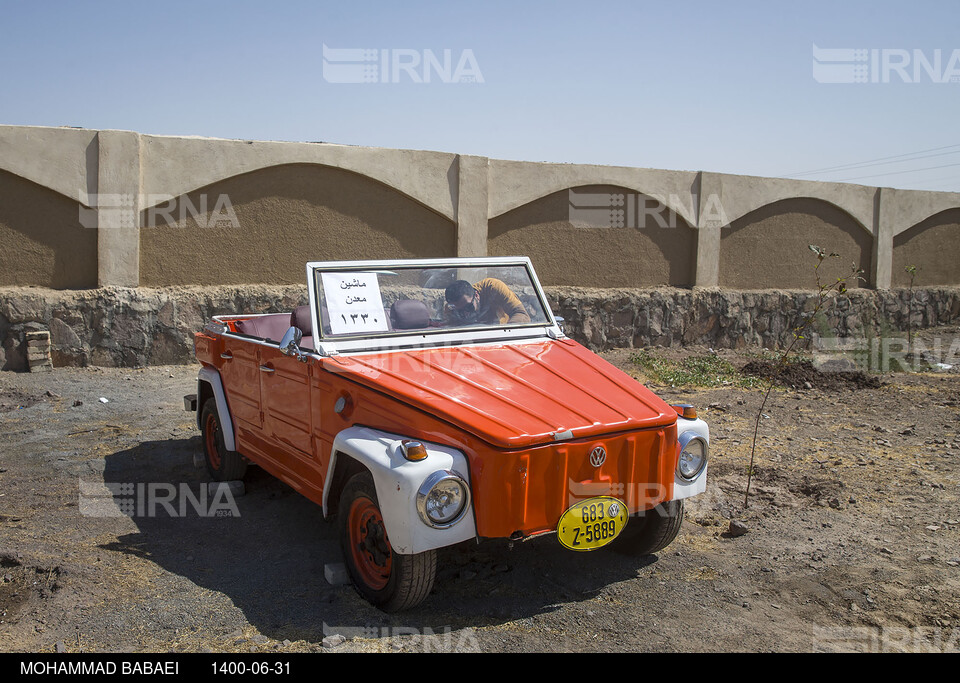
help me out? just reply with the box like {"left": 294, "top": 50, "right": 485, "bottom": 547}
{"left": 1, "top": 0, "right": 959, "bottom": 191}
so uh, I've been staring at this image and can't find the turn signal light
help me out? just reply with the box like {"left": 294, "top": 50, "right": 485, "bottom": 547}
{"left": 670, "top": 404, "right": 698, "bottom": 420}
{"left": 401, "top": 440, "right": 428, "bottom": 461}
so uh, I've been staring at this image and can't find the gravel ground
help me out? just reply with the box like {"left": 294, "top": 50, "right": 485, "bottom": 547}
{"left": 1, "top": 338, "right": 959, "bottom": 653}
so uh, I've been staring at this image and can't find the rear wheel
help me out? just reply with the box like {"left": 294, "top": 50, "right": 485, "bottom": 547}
{"left": 339, "top": 471, "right": 436, "bottom": 612}
{"left": 201, "top": 398, "right": 247, "bottom": 482}
{"left": 612, "top": 499, "right": 684, "bottom": 556}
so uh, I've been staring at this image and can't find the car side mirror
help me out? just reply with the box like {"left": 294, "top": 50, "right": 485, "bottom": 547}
{"left": 279, "top": 326, "right": 308, "bottom": 362}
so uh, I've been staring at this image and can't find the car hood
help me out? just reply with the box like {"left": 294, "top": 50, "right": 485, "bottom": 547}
{"left": 323, "top": 339, "right": 677, "bottom": 449}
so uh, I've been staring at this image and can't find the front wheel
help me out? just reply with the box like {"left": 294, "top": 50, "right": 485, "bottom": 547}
{"left": 338, "top": 471, "right": 436, "bottom": 612}
{"left": 611, "top": 499, "right": 684, "bottom": 556}
{"left": 200, "top": 398, "right": 247, "bottom": 482}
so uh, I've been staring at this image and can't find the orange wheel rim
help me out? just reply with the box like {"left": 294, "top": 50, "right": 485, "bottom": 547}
{"left": 204, "top": 413, "right": 221, "bottom": 469}
{"left": 348, "top": 497, "right": 392, "bottom": 590}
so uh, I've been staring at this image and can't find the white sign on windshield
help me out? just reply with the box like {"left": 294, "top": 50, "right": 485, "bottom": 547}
{"left": 321, "top": 272, "right": 389, "bottom": 335}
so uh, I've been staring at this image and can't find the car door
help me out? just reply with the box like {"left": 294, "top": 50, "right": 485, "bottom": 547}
{"left": 257, "top": 344, "right": 325, "bottom": 503}
{"left": 217, "top": 335, "right": 263, "bottom": 434}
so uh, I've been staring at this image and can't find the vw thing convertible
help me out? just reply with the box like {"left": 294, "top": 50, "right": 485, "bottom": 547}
{"left": 187, "top": 258, "right": 709, "bottom": 611}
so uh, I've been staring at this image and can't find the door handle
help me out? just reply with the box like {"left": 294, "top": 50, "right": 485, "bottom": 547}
{"left": 259, "top": 365, "right": 275, "bottom": 374}
{"left": 220, "top": 352, "right": 233, "bottom": 360}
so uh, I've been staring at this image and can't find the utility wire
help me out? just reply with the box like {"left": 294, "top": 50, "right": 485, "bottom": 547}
{"left": 920, "top": 173, "right": 960, "bottom": 190}
{"left": 797, "top": 149, "right": 960, "bottom": 176}
{"left": 782, "top": 143, "right": 960, "bottom": 178}
{"left": 831, "top": 161, "right": 960, "bottom": 183}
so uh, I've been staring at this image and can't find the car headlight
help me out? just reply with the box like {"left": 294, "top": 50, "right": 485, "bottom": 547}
{"left": 417, "top": 470, "right": 470, "bottom": 528}
{"left": 677, "top": 433, "right": 708, "bottom": 481}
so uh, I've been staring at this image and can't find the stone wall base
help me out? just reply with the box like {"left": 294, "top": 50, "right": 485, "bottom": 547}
{"left": 2, "top": 285, "right": 958, "bottom": 370}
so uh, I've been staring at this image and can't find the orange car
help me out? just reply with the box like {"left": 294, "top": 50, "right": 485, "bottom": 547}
{"left": 187, "top": 258, "right": 709, "bottom": 611}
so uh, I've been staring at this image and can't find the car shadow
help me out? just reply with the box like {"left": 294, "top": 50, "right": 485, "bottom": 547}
{"left": 98, "top": 437, "right": 659, "bottom": 646}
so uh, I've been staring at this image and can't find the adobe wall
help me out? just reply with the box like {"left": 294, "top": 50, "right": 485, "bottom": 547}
{"left": 1, "top": 125, "right": 958, "bottom": 293}
{"left": 1, "top": 124, "right": 959, "bottom": 371}
{"left": 0, "top": 169, "right": 97, "bottom": 289}
{"left": 139, "top": 164, "right": 456, "bottom": 286}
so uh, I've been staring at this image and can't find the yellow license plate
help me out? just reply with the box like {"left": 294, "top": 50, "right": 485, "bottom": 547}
{"left": 557, "top": 496, "right": 628, "bottom": 551}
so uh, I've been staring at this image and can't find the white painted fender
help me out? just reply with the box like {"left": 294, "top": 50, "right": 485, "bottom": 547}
{"left": 196, "top": 367, "right": 237, "bottom": 452}
{"left": 672, "top": 417, "right": 710, "bottom": 500}
{"left": 326, "top": 426, "right": 477, "bottom": 555}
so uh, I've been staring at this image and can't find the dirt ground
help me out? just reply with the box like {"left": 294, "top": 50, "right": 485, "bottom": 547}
{"left": 1, "top": 330, "right": 959, "bottom": 653}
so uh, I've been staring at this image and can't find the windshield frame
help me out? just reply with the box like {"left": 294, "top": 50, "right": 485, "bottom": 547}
{"left": 305, "top": 257, "right": 561, "bottom": 355}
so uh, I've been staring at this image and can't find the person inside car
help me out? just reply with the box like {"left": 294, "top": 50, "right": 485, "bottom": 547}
{"left": 444, "top": 278, "right": 531, "bottom": 326}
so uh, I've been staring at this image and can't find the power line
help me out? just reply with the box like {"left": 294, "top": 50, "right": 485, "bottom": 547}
{"left": 781, "top": 143, "right": 960, "bottom": 178}
{"left": 920, "top": 173, "right": 960, "bottom": 190}
{"left": 800, "top": 149, "right": 960, "bottom": 176}
{"left": 782, "top": 144, "right": 960, "bottom": 177}
{"left": 925, "top": 171, "right": 960, "bottom": 182}
{"left": 831, "top": 161, "right": 960, "bottom": 182}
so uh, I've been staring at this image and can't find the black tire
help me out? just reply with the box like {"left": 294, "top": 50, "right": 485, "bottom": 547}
{"left": 200, "top": 398, "right": 247, "bottom": 482}
{"left": 612, "top": 499, "right": 684, "bottom": 556}
{"left": 338, "top": 471, "right": 436, "bottom": 612}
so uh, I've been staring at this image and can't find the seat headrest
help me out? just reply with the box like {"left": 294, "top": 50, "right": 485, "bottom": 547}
{"left": 234, "top": 314, "right": 294, "bottom": 343}
{"left": 390, "top": 299, "right": 430, "bottom": 330}
{"left": 292, "top": 305, "right": 313, "bottom": 336}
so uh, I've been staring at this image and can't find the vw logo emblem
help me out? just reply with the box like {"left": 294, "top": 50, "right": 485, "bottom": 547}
{"left": 589, "top": 446, "right": 606, "bottom": 467}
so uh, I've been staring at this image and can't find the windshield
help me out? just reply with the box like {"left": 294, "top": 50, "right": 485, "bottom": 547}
{"left": 313, "top": 263, "right": 552, "bottom": 340}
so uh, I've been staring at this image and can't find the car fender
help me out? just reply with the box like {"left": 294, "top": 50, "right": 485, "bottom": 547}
{"left": 326, "top": 426, "right": 477, "bottom": 554}
{"left": 197, "top": 367, "right": 237, "bottom": 452}
{"left": 672, "top": 417, "right": 710, "bottom": 500}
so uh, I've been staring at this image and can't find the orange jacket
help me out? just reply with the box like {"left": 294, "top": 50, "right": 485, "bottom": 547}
{"left": 472, "top": 278, "right": 530, "bottom": 325}
{"left": 444, "top": 278, "right": 531, "bottom": 325}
